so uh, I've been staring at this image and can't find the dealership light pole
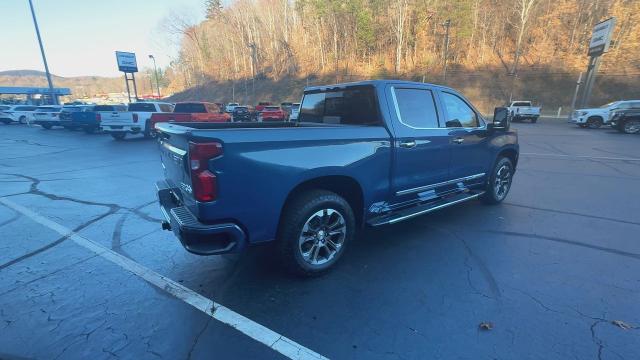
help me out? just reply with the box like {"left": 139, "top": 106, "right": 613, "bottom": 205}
{"left": 28, "top": 0, "right": 57, "bottom": 105}
{"left": 148, "top": 54, "right": 161, "bottom": 98}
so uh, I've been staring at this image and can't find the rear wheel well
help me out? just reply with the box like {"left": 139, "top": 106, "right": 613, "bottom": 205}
{"left": 282, "top": 176, "right": 364, "bottom": 227}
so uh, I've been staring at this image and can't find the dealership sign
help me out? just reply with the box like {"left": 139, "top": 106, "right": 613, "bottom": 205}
{"left": 115, "top": 51, "right": 138, "bottom": 73}
{"left": 588, "top": 18, "right": 616, "bottom": 56}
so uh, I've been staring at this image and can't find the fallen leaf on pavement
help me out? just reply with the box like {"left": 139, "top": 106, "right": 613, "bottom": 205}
{"left": 611, "top": 320, "right": 634, "bottom": 330}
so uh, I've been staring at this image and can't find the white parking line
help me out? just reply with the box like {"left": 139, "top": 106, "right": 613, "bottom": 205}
{"left": 520, "top": 152, "right": 640, "bottom": 162}
{"left": 0, "top": 198, "right": 327, "bottom": 360}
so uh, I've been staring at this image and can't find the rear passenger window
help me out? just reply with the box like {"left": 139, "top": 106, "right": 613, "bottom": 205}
{"left": 393, "top": 88, "right": 439, "bottom": 128}
{"left": 441, "top": 92, "right": 479, "bottom": 128}
{"left": 128, "top": 103, "right": 157, "bottom": 112}
{"left": 159, "top": 104, "right": 174, "bottom": 112}
{"left": 298, "top": 86, "right": 381, "bottom": 125}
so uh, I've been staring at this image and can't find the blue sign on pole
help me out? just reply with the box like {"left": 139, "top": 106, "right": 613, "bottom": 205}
{"left": 115, "top": 51, "right": 138, "bottom": 73}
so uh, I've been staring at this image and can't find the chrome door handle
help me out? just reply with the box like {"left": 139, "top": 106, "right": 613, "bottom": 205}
{"left": 452, "top": 137, "right": 465, "bottom": 144}
{"left": 399, "top": 140, "right": 416, "bottom": 148}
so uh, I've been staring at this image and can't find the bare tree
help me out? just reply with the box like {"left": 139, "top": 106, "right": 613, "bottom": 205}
{"left": 391, "top": 0, "right": 410, "bottom": 74}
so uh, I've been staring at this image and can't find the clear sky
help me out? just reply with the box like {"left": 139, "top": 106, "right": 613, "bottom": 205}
{"left": 0, "top": 0, "right": 205, "bottom": 77}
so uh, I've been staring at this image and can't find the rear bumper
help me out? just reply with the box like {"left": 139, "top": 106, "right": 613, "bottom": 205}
{"left": 102, "top": 124, "right": 142, "bottom": 133}
{"left": 156, "top": 181, "right": 246, "bottom": 255}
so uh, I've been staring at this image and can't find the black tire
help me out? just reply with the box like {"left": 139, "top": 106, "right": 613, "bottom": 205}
{"left": 621, "top": 119, "right": 640, "bottom": 134}
{"left": 143, "top": 120, "right": 154, "bottom": 138}
{"left": 1, "top": 120, "right": 10, "bottom": 125}
{"left": 41, "top": 123, "right": 52, "bottom": 130}
{"left": 110, "top": 132, "right": 126, "bottom": 140}
{"left": 84, "top": 126, "right": 96, "bottom": 134}
{"left": 19, "top": 116, "right": 27, "bottom": 124}
{"left": 531, "top": 117, "right": 538, "bottom": 123}
{"left": 277, "top": 190, "right": 355, "bottom": 277}
{"left": 481, "top": 157, "right": 514, "bottom": 205}
{"left": 586, "top": 116, "right": 603, "bottom": 129}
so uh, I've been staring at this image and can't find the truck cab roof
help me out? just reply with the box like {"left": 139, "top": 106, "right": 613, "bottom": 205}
{"left": 303, "top": 79, "right": 455, "bottom": 93}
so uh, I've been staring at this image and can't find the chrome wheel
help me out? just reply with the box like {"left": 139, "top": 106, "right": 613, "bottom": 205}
{"left": 494, "top": 164, "right": 512, "bottom": 200}
{"left": 623, "top": 120, "right": 640, "bottom": 134}
{"left": 298, "top": 209, "right": 346, "bottom": 266}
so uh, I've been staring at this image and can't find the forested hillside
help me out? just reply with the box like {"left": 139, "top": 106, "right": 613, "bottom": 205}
{"left": 165, "top": 0, "right": 640, "bottom": 111}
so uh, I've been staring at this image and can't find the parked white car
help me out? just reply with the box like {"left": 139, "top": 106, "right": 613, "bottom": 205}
{"left": 32, "top": 106, "right": 63, "bottom": 129}
{"left": 507, "top": 101, "right": 541, "bottom": 123}
{"left": 570, "top": 100, "right": 640, "bottom": 128}
{"left": 101, "top": 101, "right": 174, "bottom": 140}
{"left": 225, "top": 102, "right": 240, "bottom": 113}
{"left": 0, "top": 105, "right": 39, "bottom": 124}
{"left": 289, "top": 102, "right": 301, "bottom": 121}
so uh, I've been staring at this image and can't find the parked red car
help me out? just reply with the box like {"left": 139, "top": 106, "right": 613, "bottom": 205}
{"left": 255, "top": 101, "right": 272, "bottom": 112}
{"left": 149, "top": 102, "right": 230, "bottom": 136}
{"left": 258, "top": 106, "right": 286, "bottom": 121}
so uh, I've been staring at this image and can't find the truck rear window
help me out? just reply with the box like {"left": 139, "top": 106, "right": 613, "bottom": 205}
{"left": 299, "top": 86, "right": 381, "bottom": 125}
{"left": 128, "top": 103, "right": 157, "bottom": 112}
{"left": 174, "top": 103, "right": 207, "bottom": 113}
{"left": 94, "top": 105, "right": 125, "bottom": 112}
{"left": 512, "top": 102, "right": 532, "bottom": 107}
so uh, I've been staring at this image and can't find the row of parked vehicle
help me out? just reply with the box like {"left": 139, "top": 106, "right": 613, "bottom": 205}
{"left": 0, "top": 100, "right": 303, "bottom": 140}
{"left": 570, "top": 100, "right": 640, "bottom": 134}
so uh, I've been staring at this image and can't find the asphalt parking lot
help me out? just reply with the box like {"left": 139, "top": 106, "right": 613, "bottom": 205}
{"left": 1, "top": 119, "right": 639, "bottom": 360}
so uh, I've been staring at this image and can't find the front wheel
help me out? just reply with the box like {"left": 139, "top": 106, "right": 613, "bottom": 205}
{"left": 586, "top": 116, "right": 603, "bottom": 129}
{"left": 41, "top": 123, "right": 52, "bottom": 130}
{"left": 481, "top": 157, "right": 514, "bottom": 204}
{"left": 622, "top": 119, "right": 640, "bottom": 134}
{"left": 110, "top": 132, "right": 126, "bottom": 140}
{"left": 19, "top": 116, "right": 27, "bottom": 124}
{"left": 277, "top": 190, "right": 355, "bottom": 277}
{"left": 531, "top": 117, "right": 538, "bottom": 123}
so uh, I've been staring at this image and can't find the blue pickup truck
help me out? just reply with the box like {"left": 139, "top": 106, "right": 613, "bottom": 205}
{"left": 156, "top": 80, "right": 518, "bottom": 276}
{"left": 59, "top": 104, "right": 127, "bottom": 133}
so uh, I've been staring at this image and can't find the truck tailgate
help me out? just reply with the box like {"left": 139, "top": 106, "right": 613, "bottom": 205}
{"left": 516, "top": 107, "right": 540, "bottom": 115}
{"left": 158, "top": 129, "right": 193, "bottom": 205}
{"left": 101, "top": 112, "right": 132, "bottom": 125}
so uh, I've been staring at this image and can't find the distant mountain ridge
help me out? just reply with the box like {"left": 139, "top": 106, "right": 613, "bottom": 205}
{"left": 0, "top": 69, "right": 63, "bottom": 78}
{"left": 0, "top": 69, "right": 130, "bottom": 97}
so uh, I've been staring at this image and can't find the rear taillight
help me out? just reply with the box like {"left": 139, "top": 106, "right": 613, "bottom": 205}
{"left": 133, "top": 113, "right": 138, "bottom": 123}
{"left": 188, "top": 141, "right": 223, "bottom": 202}
{"left": 96, "top": 113, "right": 101, "bottom": 121}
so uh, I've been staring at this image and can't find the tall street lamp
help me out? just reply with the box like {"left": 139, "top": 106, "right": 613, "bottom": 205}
{"left": 148, "top": 54, "right": 161, "bottom": 98}
{"left": 28, "top": 0, "right": 57, "bottom": 105}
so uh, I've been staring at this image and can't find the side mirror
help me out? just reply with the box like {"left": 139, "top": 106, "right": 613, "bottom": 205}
{"left": 491, "top": 107, "right": 510, "bottom": 131}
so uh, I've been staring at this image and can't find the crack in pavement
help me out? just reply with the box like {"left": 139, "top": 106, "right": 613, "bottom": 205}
{"left": 503, "top": 202, "right": 640, "bottom": 227}
{"left": 0, "top": 209, "right": 116, "bottom": 271}
{"left": 1, "top": 148, "right": 75, "bottom": 160}
{"left": 187, "top": 317, "right": 213, "bottom": 360}
{"left": 0, "top": 138, "right": 68, "bottom": 149}
{"left": 0, "top": 208, "right": 19, "bottom": 227}
{"left": 485, "top": 230, "right": 640, "bottom": 261}
{"left": 428, "top": 225, "right": 501, "bottom": 302}
{"left": 0, "top": 173, "right": 162, "bottom": 271}
{"left": 33, "top": 159, "right": 155, "bottom": 177}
